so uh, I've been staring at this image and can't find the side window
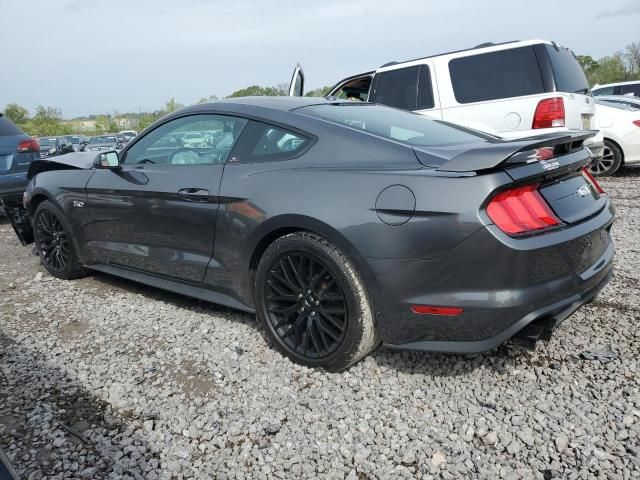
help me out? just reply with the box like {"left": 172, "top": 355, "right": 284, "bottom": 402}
{"left": 333, "top": 75, "right": 372, "bottom": 101}
{"left": 620, "top": 84, "right": 640, "bottom": 97}
{"left": 123, "top": 114, "right": 247, "bottom": 165}
{"left": 373, "top": 65, "right": 421, "bottom": 110}
{"left": 449, "top": 47, "right": 545, "bottom": 103}
{"left": 592, "top": 86, "right": 614, "bottom": 96}
{"left": 417, "top": 65, "right": 435, "bottom": 109}
{"left": 232, "top": 121, "right": 310, "bottom": 163}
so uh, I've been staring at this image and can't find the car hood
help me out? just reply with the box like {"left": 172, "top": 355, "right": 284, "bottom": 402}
{"left": 27, "top": 152, "right": 96, "bottom": 179}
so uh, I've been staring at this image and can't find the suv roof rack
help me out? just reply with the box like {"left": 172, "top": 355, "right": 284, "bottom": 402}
{"left": 379, "top": 61, "right": 399, "bottom": 68}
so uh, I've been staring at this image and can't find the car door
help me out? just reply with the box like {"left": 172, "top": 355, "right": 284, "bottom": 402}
{"left": 288, "top": 65, "right": 304, "bottom": 96}
{"left": 83, "top": 113, "right": 247, "bottom": 283}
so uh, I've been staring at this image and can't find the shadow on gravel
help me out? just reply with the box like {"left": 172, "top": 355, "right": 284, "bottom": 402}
{"left": 613, "top": 164, "right": 640, "bottom": 178}
{"left": 87, "top": 271, "right": 530, "bottom": 377}
{"left": 0, "top": 331, "right": 160, "bottom": 478}
{"left": 88, "top": 271, "right": 248, "bottom": 320}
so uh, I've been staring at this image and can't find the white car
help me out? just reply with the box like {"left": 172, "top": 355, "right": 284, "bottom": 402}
{"left": 592, "top": 81, "right": 640, "bottom": 98}
{"left": 182, "top": 132, "right": 205, "bottom": 147}
{"left": 290, "top": 39, "right": 604, "bottom": 162}
{"left": 590, "top": 100, "right": 640, "bottom": 175}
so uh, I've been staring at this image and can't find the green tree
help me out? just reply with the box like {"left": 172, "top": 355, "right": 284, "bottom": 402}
{"left": 3, "top": 103, "right": 29, "bottom": 128}
{"left": 23, "top": 106, "right": 71, "bottom": 137}
{"left": 576, "top": 55, "right": 598, "bottom": 77}
{"left": 227, "top": 85, "right": 283, "bottom": 98}
{"left": 197, "top": 95, "right": 219, "bottom": 104}
{"left": 589, "top": 55, "right": 629, "bottom": 85}
{"left": 94, "top": 115, "right": 119, "bottom": 134}
{"left": 305, "top": 86, "right": 332, "bottom": 97}
{"left": 164, "top": 98, "right": 184, "bottom": 114}
{"left": 137, "top": 112, "right": 163, "bottom": 131}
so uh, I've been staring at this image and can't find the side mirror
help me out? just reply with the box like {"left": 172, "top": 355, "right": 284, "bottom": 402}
{"left": 48, "top": 147, "right": 57, "bottom": 155}
{"left": 94, "top": 151, "right": 120, "bottom": 169}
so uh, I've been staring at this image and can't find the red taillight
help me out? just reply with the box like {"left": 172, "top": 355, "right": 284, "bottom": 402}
{"left": 633, "top": 120, "right": 640, "bottom": 128}
{"left": 487, "top": 184, "right": 561, "bottom": 235}
{"left": 582, "top": 167, "right": 605, "bottom": 195}
{"left": 411, "top": 305, "right": 463, "bottom": 316}
{"left": 16, "top": 138, "right": 39, "bottom": 153}
{"left": 532, "top": 97, "right": 565, "bottom": 129}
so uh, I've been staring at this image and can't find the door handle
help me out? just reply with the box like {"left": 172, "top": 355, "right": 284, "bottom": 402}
{"left": 178, "top": 188, "right": 210, "bottom": 202}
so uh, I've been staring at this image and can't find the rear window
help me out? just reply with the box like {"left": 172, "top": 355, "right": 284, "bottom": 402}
{"left": 592, "top": 86, "right": 614, "bottom": 96}
{"left": 0, "top": 115, "right": 23, "bottom": 136}
{"left": 39, "top": 138, "right": 56, "bottom": 146}
{"left": 545, "top": 45, "right": 589, "bottom": 94}
{"left": 91, "top": 136, "right": 116, "bottom": 144}
{"left": 299, "top": 104, "right": 483, "bottom": 147}
{"left": 449, "top": 46, "right": 545, "bottom": 103}
{"left": 373, "top": 65, "right": 434, "bottom": 110}
{"left": 620, "top": 84, "right": 640, "bottom": 96}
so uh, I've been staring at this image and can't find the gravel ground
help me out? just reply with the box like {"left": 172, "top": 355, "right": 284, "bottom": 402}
{"left": 1, "top": 167, "right": 639, "bottom": 480}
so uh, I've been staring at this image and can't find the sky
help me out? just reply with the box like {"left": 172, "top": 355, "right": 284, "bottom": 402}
{"left": 0, "top": 0, "right": 639, "bottom": 118}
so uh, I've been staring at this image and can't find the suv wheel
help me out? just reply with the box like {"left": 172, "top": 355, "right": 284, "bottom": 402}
{"left": 255, "top": 232, "right": 379, "bottom": 371}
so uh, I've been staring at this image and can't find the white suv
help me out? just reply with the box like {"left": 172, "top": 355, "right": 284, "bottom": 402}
{"left": 290, "top": 39, "right": 604, "bottom": 162}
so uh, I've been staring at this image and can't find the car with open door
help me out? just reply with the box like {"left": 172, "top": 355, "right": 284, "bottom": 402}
{"left": 1, "top": 97, "right": 614, "bottom": 371}
{"left": 290, "top": 39, "right": 605, "bottom": 167}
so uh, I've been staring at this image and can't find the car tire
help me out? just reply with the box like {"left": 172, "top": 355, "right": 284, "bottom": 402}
{"left": 33, "top": 200, "right": 88, "bottom": 280}
{"left": 589, "top": 140, "right": 622, "bottom": 177}
{"left": 255, "top": 232, "right": 379, "bottom": 371}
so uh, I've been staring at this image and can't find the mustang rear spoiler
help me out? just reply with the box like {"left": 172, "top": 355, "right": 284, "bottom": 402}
{"left": 416, "top": 131, "right": 596, "bottom": 173}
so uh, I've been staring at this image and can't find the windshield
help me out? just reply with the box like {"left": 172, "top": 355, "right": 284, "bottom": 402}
{"left": 66, "top": 136, "right": 80, "bottom": 144}
{"left": 298, "top": 104, "right": 485, "bottom": 147}
{"left": 90, "top": 136, "right": 116, "bottom": 144}
{"left": 39, "top": 138, "right": 56, "bottom": 146}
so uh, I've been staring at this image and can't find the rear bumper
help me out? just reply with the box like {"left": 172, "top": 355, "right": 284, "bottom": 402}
{"left": 367, "top": 199, "right": 615, "bottom": 352}
{"left": 0, "top": 173, "right": 28, "bottom": 215}
{"left": 384, "top": 242, "right": 613, "bottom": 353}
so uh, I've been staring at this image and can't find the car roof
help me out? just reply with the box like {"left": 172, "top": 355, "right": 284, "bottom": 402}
{"left": 594, "top": 80, "right": 640, "bottom": 88}
{"left": 198, "top": 96, "right": 340, "bottom": 112}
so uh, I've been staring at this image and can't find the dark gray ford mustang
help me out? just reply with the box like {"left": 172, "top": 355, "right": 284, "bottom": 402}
{"left": 1, "top": 97, "right": 614, "bottom": 370}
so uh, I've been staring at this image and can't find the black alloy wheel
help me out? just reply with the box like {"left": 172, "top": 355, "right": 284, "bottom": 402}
{"left": 264, "top": 252, "right": 348, "bottom": 358}
{"left": 33, "top": 201, "right": 88, "bottom": 280}
{"left": 35, "top": 209, "right": 70, "bottom": 273}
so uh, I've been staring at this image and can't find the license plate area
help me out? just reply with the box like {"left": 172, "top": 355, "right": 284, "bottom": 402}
{"left": 581, "top": 114, "right": 592, "bottom": 130}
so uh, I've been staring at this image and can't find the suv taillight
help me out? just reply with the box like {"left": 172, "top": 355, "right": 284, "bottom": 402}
{"left": 582, "top": 167, "right": 605, "bottom": 195}
{"left": 532, "top": 97, "right": 565, "bottom": 129}
{"left": 16, "top": 138, "right": 40, "bottom": 153}
{"left": 633, "top": 120, "right": 640, "bottom": 128}
{"left": 487, "top": 184, "right": 561, "bottom": 235}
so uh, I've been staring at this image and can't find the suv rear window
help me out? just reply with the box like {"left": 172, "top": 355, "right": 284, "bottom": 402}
{"left": 544, "top": 45, "right": 589, "bottom": 94}
{"left": 373, "top": 65, "right": 434, "bottom": 110}
{"left": 0, "top": 115, "right": 23, "bottom": 136}
{"left": 449, "top": 46, "right": 545, "bottom": 103}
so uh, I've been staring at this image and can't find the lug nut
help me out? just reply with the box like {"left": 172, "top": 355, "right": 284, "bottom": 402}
{"left": 298, "top": 293, "right": 303, "bottom": 299}
{"left": 311, "top": 311, "right": 316, "bottom": 316}
{"left": 315, "top": 300, "right": 320, "bottom": 305}
{"left": 306, "top": 289, "right": 312, "bottom": 294}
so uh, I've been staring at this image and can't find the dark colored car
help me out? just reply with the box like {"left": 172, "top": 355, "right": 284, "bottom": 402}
{"left": 65, "top": 135, "right": 90, "bottom": 152}
{"left": 38, "top": 136, "right": 74, "bottom": 159}
{"left": 1, "top": 97, "right": 614, "bottom": 370}
{"left": 82, "top": 135, "right": 124, "bottom": 152}
{"left": 0, "top": 114, "right": 39, "bottom": 210}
